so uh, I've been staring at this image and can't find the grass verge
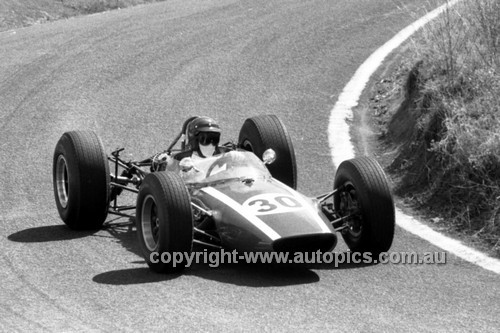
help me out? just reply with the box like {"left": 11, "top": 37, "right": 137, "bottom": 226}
{"left": 0, "top": 0, "right": 166, "bottom": 32}
{"left": 372, "top": 0, "right": 500, "bottom": 256}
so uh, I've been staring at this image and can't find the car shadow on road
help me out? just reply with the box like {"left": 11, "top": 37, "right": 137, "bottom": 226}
{"left": 302, "top": 259, "right": 379, "bottom": 270}
{"left": 97, "top": 222, "right": 379, "bottom": 287}
{"left": 92, "top": 259, "right": 377, "bottom": 287}
{"left": 99, "top": 227, "right": 321, "bottom": 287}
{"left": 92, "top": 262, "right": 321, "bottom": 287}
{"left": 95, "top": 230, "right": 375, "bottom": 287}
{"left": 188, "top": 262, "right": 321, "bottom": 287}
{"left": 8, "top": 222, "right": 376, "bottom": 287}
{"left": 96, "top": 224, "right": 320, "bottom": 287}
{"left": 102, "top": 217, "right": 143, "bottom": 258}
{"left": 7, "top": 215, "right": 137, "bottom": 244}
{"left": 7, "top": 224, "right": 97, "bottom": 243}
{"left": 93, "top": 267, "right": 182, "bottom": 285}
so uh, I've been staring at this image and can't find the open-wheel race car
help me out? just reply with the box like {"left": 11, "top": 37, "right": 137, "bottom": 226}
{"left": 53, "top": 115, "right": 395, "bottom": 273}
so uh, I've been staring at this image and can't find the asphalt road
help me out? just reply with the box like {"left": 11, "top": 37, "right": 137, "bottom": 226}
{"left": 1, "top": 0, "right": 499, "bottom": 331}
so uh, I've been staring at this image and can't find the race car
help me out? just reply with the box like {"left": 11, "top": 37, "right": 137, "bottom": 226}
{"left": 52, "top": 115, "right": 395, "bottom": 273}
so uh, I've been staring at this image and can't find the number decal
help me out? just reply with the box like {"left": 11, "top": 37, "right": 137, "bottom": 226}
{"left": 275, "top": 195, "right": 301, "bottom": 208}
{"left": 247, "top": 199, "right": 277, "bottom": 213}
{"left": 243, "top": 194, "right": 303, "bottom": 215}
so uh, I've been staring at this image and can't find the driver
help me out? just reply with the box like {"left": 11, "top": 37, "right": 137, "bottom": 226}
{"left": 172, "top": 116, "right": 222, "bottom": 178}
{"left": 183, "top": 116, "right": 222, "bottom": 159}
{"left": 152, "top": 116, "right": 222, "bottom": 172}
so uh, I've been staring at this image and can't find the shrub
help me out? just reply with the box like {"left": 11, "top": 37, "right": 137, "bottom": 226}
{"left": 396, "top": 0, "right": 500, "bottom": 250}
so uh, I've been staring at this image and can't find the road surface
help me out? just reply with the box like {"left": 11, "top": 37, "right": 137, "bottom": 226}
{"left": 1, "top": 0, "right": 498, "bottom": 331}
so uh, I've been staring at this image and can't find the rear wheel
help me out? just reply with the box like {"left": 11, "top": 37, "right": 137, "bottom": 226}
{"left": 238, "top": 115, "right": 297, "bottom": 189}
{"left": 136, "top": 172, "right": 193, "bottom": 273}
{"left": 53, "top": 131, "right": 110, "bottom": 230}
{"left": 334, "top": 157, "right": 395, "bottom": 254}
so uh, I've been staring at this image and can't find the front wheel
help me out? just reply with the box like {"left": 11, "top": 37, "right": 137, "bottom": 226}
{"left": 334, "top": 157, "right": 395, "bottom": 254}
{"left": 136, "top": 172, "right": 193, "bottom": 273}
{"left": 52, "top": 131, "right": 110, "bottom": 230}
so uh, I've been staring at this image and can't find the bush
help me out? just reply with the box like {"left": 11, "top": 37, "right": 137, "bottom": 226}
{"left": 392, "top": 0, "right": 500, "bottom": 251}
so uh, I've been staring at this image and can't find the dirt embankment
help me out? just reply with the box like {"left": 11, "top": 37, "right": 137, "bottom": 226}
{"left": 369, "top": 58, "right": 500, "bottom": 258}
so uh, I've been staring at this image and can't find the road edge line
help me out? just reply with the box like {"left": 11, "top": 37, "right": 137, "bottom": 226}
{"left": 328, "top": 0, "right": 500, "bottom": 275}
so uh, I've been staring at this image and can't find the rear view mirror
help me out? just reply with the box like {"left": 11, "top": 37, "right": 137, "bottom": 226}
{"left": 263, "top": 149, "right": 276, "bottom": 165}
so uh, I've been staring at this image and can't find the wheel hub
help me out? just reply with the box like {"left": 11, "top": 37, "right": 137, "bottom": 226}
{"left": 340, "top": 185, "right": 362, "bottom": 237}
{"left": 141, "top": 195, "right": 161, "bottom": 251}
{"left": 55, "top": 155, "right": 69, "bottom": 209}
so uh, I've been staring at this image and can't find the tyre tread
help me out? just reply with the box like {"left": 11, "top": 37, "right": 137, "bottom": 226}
{"left": 239, "top": 115, "right": 297, "bottom": 189}
{"left": 335, "top": 156, "right": 395, "bottom": 253}
{"left": 53, "top": 131, "right": 109, "bottom": 230}
{"left": 136, "top": 171, "right": 193, "bottom": 273}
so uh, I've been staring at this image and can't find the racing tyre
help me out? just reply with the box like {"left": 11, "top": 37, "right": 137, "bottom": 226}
{"left": 136, "top": 172, "right": 193, "bottom": 273}
{"left": 238, "top": 115, "right": 297, "bottom": 189}
{"left": 53, "top": 131, "right": 110, "bottom": 230}
{"left": 334, "top": 157, "right": 395, "bottom": 254}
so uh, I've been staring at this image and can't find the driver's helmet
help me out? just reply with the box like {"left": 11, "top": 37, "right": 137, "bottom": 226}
{"left": 186, "top": 116, "right": 221, "bottom": 157}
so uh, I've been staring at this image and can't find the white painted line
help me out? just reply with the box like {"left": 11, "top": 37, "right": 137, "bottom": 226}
{"left": 397, "top": 211, "right": 500, "bottom": 274}
{"left": 201, "top": 187, "right": 281, "bottom": 241}
{"left": 329, "top": 0, "right": 461, "bottom": 167}
{"left": 328, "top": 0, "right": 500, "bottom": 274}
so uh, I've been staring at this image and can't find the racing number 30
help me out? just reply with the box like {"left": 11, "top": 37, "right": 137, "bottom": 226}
{"left": 243, "top": 194, "right": 303, "bottom": 215}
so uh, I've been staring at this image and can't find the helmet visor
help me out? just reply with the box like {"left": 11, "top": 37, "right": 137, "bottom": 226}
{"left": 198, "top": 132, "right": 220, "bottom": 146}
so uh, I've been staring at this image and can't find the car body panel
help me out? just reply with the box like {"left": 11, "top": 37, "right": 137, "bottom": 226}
{"left": 181, "top": 150, "right": 337, "bottom": 252}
